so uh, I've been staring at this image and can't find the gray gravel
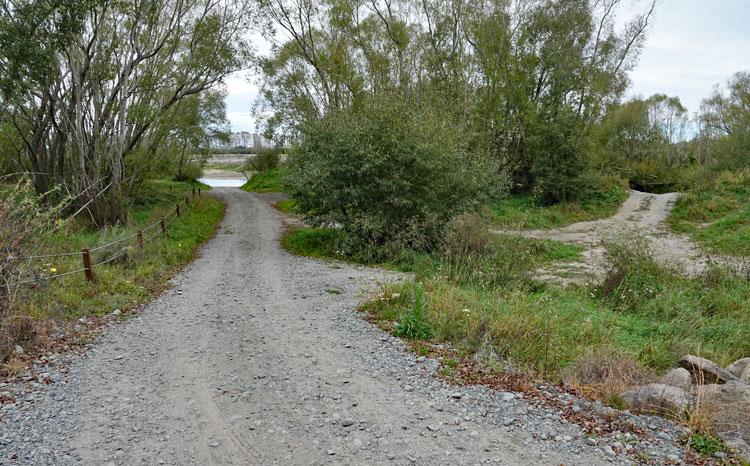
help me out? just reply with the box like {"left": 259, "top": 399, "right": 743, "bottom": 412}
{"left": 0, "top": 189, "right": 694, "bottom": 465}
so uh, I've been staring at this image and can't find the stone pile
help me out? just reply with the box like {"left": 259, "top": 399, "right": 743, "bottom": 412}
{"left": 621, "top": 355, "right": 750, "bottom": 461}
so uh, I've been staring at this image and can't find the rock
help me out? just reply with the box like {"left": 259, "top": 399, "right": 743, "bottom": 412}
{"left": 620, "top": 384, "right": 689, "bottom": 415}
{"left": 724, "top": 438, "right": 750, "bottom": 463}
{"left": 742, "top": 366, "right": 750, "bottom": 385}
{"left": 679, "top": 354, "right": 739, "bottom": 384}
{"left": 13, "top": 345, "right": 23, "bottom": 355}
{"left": 341, "top": 419, "right": 354, "bottom": 427}
{"left": 727, "top": 358, "right": 750, "bottom": 378}
{"left": 698, "top": 381, "right": 750, "bottom": 462}
{"left": 602, "top": 445, "right": 616, "bottom": 456}
{"left": 111, "top": 309, "right": 121, "bottom": 316}
{"left": 661, "top": 368, "right": 692, "bottom": 392}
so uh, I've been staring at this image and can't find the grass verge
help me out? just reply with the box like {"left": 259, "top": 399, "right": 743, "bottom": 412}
{"left": 488, "top": 186, "right": 628, "bottom": 229}
{"left": 241, "top": 167, "right": 289, "bottom": 193}
{"left": 669, "top": 170, "right": 750, "bottom": 256}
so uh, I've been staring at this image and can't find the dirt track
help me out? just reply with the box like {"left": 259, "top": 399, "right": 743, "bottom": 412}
{"left": 498, "top": 190, "right": 728, "bottom": 282}
{"left": 2, "top": 188, "right": 627, "bottom": 465}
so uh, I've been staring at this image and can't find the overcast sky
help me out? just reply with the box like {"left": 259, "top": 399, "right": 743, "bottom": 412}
{"left": 223, "top": 0, "right": 750, "bottom": 133}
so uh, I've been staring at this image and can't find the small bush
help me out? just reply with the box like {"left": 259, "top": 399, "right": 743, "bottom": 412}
{"left": 395, "top": 284, "right": 434, "bottom": 340}
{"left": 244, "top": 151, "right": 280, "bottom": 172}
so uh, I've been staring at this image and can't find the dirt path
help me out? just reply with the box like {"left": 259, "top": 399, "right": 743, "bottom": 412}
{"left": 3, "top": 188, "right": 650, "bottom": 465}
{"left": 497, "top": 190, "right": 726, "bottom": 283}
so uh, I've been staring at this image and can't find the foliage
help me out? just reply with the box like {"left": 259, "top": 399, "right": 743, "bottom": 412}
{"left": 243, "top": 151, "right": 280, "bottom": 173}
{"left": 0, "top": 0, "right": 253, "bottom": 224}
{"left": 698, "top": 72, "right": 750, "bottom": 171}
{"left": 241, "top": 167, "right": 289, "bottom": 193}
{"left": 590, "top": 94, "right": 689, "bottom": 191}
{"left": 0, "top": 179, "right": 69, "bottom": 324}
{"left": 489, "top": 184, "right": 628, "bottom": 229}
{"left": 669, "top": 169, "right": 750, "bottom": 256}
{"left": 438, "top": 213, "right": 582, "bottom": 289}
{"left": 280, "top": 227, "right": 340, "bottom": 259}
{"left": 259, "top": 0, "right": 655, "bottom": 200}
{"left": 688, "top": 433, "right": 725, "bottom": 456}
{"left": 394, "top": 284, "right": 434, "bottom": 340}
{"left": 2, "top": 180, "right": 223, "bottom": 362}
{"left": 288, "top": 97, "right": 505, "bottom": 261}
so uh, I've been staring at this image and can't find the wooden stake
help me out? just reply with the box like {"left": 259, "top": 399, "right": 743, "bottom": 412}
{"left": 137, "top": 230, "right": 144, "bottom": 248}
{"left": 82, "top": 249, "right": 94, "bottom": 282}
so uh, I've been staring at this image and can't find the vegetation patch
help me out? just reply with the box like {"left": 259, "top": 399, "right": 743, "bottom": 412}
{"left": 3, "top": 180, "right": 224, "bottom": 364}
{"left": 241, "top": 167, "right": 289, "bottom": 193}
{"left": 274, "top": 198, "right": 298, "bottom": 214}
{"left": 669, "top": 170, "right": 750, "bottom": 256}
{"left": 489, "top": 186, "right": 628, "bottom": 230}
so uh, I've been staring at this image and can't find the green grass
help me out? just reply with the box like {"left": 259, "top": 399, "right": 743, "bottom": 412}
{"left": 669, "top": 170, "right": 750, "bottom": 256}
{"left": 280, "top": 226, "right": 418, "bottom": 271}
{"left": 274, "top": 198, "right": 298, "bottom": 214}
{"left": 241, "top": 168, "right": 289, "bottom": 193}
{"left": 488, "top": 187, "right": 628, "bottom": 229}
{"left": 20, "top": 180, "right": 224, "bottom": 321}
{"left": 281, "top": 227, "right": 340, "bottom": 259}
{"left": 689, "top": 433, "right": 725, "bottom": 456}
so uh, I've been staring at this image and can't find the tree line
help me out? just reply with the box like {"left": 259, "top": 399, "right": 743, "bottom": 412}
{"left": 0, "top": 0, "right": 252, "bottom": 225}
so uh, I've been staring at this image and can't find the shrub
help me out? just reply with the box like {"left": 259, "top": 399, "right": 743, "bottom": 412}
{"left": 288, "top": 97, "right": 507, "bottom": 261}
{"left": 244, "top": 151, "right": 280, "bottom": 172}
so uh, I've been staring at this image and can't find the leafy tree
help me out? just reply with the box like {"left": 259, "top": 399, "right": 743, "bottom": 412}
{"left": 1, "top": 0, "right": 255, "bottom": 224}
{"left": 698, "top": 72, "right": 750, "bottom": 170}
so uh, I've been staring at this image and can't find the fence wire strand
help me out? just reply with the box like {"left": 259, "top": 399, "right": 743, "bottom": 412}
{"left": 10, "top": 192, "right": 196, "bottom": 286}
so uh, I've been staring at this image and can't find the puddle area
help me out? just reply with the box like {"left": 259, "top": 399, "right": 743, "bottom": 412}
{"left": 198, "top": 178, "right": 246, "bottom": 188}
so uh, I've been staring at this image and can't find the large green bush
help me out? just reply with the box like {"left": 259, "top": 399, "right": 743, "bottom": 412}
{"left": 288, "top": 98, "right": 506, "bottom": 260}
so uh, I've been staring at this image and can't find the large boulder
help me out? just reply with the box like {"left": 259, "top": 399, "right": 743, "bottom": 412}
{"left": 726, "top": 357, "right": 750, "bottom": 378}
{"left": 698, "top": 381, "right": 750, "bottom": 462}
{"left": 678, "top": 355, "right": 739, "bottom": 384}
{"left": 620, "top": 383, "right": 689, "bottom": 416}
{"left": 661, "top": 368, "right": 692, "bottom": 392}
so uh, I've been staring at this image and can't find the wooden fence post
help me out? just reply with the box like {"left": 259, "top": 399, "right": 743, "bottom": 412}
{"left": 176, "top": 203, "right": 180, "bottom": 217}
{"left": 160, "top": 219, "right": 166, "bottom": 235}
{"left": 192, "top": 186, "right": 196, "bottom": 197}
{"left": 81, "top": 249, "right": 94, "bottom": 282}
{"left": 198, "top": 188, "right": 201, "bottom": 196}
{"left": 185, "top": 196, "right": 190, "bottom": 207}
{"left": 137, "top": 230, "right": 144, "bottom": 248}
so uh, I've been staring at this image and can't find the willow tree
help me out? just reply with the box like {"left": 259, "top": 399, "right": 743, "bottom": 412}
{"left": 1, "top": 0, "right": 255, "bottom": 224}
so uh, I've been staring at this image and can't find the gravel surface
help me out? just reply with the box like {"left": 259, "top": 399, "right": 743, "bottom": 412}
{"left": 0, "top": 189, "right": 694, "bottom": 465}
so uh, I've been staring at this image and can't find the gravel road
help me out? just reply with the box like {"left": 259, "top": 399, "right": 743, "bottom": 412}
{"left": 0, "top": 189, "right": 691, "bottom": 465}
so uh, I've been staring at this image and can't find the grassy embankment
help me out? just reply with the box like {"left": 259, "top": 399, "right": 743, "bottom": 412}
{"left": 669, "top": 170, "right": 750, "bottom": 256}
{"left": 240, "top": 168, "right": 288, "bottom": 193}
{"left": 19, "top": 180, "right": 224, "bottom": 322}
{"left": 488, "top": 186, "right": 628, "bottom": 229}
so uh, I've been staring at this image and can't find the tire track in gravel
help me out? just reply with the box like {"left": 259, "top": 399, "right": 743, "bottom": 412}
{"left": 2, "top": 188, "right": 643, "bottom": 465}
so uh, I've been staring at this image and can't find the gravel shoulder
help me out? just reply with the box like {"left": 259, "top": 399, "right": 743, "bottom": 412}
{"left": 0, "top": 189, "right": 691, "bottom": 465}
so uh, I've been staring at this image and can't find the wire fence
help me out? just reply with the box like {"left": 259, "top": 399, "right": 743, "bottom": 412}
{"left": 11, "top": 187, "right": 203, "bottom": 287}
